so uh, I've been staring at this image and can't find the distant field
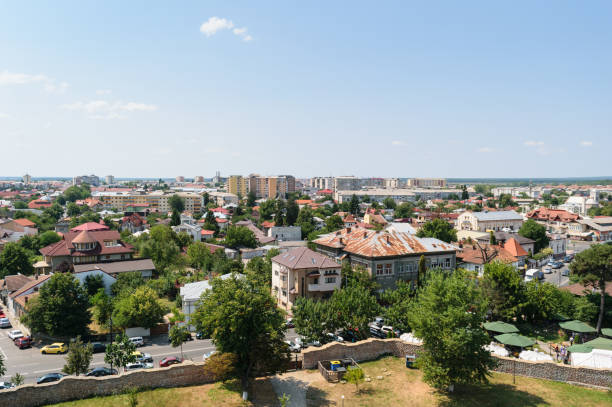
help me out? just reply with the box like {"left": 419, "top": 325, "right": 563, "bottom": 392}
{"left": 47, "top": 356, "right": 612, "bottom": 407}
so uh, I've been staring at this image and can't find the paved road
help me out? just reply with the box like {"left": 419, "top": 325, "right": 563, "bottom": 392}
{"left": 542, "top": 264, "right": 570, "bottom": 287}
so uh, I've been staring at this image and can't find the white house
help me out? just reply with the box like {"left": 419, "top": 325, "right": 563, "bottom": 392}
{"left": 457, "top": 210, "right": 524, "bottom": 232}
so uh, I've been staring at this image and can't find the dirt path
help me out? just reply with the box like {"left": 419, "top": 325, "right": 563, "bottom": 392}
{"left": 270, "top": 370, "right": 318, "bottom": 407}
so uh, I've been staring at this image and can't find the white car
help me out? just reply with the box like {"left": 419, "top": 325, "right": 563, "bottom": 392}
{"left": 202, "top": 351, "right": 216, "bottom": 361}
{"left": 125, "top": 362, "right": 153, "bottom": 371}
{"left": 542, "top": 266, "right": 553, "bottom": 274}
{"left": 284, "top": 340, "right": 301, "bottom": 353}
{"left": 129, "top": 337, "right": 144, "bottom": 347}
{"left": 8, "top": 330, "right": 23, "bottom": 340}
{"left": 0, "top": 318, "right": 11, "bottom": 329}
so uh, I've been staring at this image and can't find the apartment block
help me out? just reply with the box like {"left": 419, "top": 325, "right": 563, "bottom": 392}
{"left": 228, "top": 175, "right": 248, "bottom": 197}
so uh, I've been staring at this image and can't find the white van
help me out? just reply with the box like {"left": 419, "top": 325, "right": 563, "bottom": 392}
{"left": 129, "top": 336, "right": 144, "bottom": 347}
{"left": 524, "top": 269, "right": 543, "bottom": 282}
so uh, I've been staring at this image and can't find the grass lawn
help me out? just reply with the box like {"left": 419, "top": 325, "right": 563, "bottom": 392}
{"left": 46, "top": 378, "right": 278, "bottom": 407}
{"left": 305, "top": 356, "right": 612, "bottom": 407}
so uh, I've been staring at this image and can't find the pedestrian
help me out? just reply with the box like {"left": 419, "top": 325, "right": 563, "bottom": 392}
{"left": 555, "top": 345, "right": 560, "bottom": 361}
{"left": 570, "top": 335, "right": 574, "bottom": 346}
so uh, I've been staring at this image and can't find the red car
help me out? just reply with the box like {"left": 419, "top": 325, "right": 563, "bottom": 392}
{"left": 159, "top": 357, "right": 183, "bottom": 367}
{"left": 15, "top": 336, "right": 33, "bottom": 349}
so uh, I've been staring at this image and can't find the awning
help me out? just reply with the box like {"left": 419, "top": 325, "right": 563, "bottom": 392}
{"left": 602, "top": 328, "right": 612, "bottom": 338}
{"left": 494, "top": 333, "right": 535, "bottom": 348}
{"left": 567, "top": 344, "right": 593, "bottom": 353}
{"left": 559, "top": 320, "right": 596, "bottom": 333}
{"left": 583, "top": 337, "right": 612, "bottom": 351}
{"left": 483, "top": 321, "right": 519, "bottom": 334}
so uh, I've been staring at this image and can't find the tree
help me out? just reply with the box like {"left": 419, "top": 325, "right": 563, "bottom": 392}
{"left": 383, "top": 197, "right": 397, "bottom": 210}
{"left": 349, "top": 194, "right": 360, "bottom": 215}
{"left": 224, "top": 226, "right": 257, "bottom": 249}
{"left": 112, "top": 286, "right": 166, "bottom": 329}
{"left": 170, "top": 211, "right": 181, "bottom": 226}
{"left": 104, "top": 334, "right": 137, "bottom": 373}
{"left": 293, "top": 297, "right": 331, "bottom": 343}
{"left": 380, "top": 281, "right": 413, "bottom": 333}
{"left": 37, "top": 231, "right": 61, "bottom": 248}
{"left": 245, "top": 249, "right": 279, "bottom": 288}
{"left": 296, "top": 206, "right": 316, "bottom": 238}
{"left": 91, "top": 288, "right": 114, "bottom": 327}
{"left": 341, "top": 261, "right": 379, "bottom": 294}
{"left": 519, "top": 219, "right": 549, "bottom": 252}
{"left": 66, "top": 202, "right": 81, "bottom": 217}
{"left": 203, "top": 209, "right": 220, "bottom": 235}
{"left": 192, "top": 274, "right": 289, "bottom": 399}
{"left": 84, "top": 274, "right": 105, "bottom": 297}
{"left": 62, "top": 336, "right": 93, "bottom": 376}
{"left": 259, "top": 199, "right": 277, "bottom": 221}
{"left": 0, "top": 242, "right": 34, "bottom": 278}
{"left": 408, "top": 270, "right": 495, "bottom": 391}
{"left": 345, "top": 367, "right": 365, "bottom": 392}
{"left": 11, "top": 373, "right": 24, "bottom": 386}
{"left": 523, "top": 281, "right": 564, "bottom": 323}
{"left": 325, "top": 215, "right": 344, "bottom": 231}
{"left": 111, "top": 272, "right": 145, "bottom": 297}
{"left": 498, "top": 194, "right": 516, "bottom": 208}
{"left": 285, "top": 199, "right": 299, "bottom": 226}
{"left": 570, "top": 244, "right": 612, "bottom": 333}
{"left": 22, "top": 273, "right": 91, "bottom": 338}
{"left": 328, "top": 285, "right": 380, "bottom": 339}
{"left": 481, "top": 261, "right": 525, "bottom": 321}
{"left": 187, "top": 242, "right": 214, "bottom": 276}
{"left": 417, "top": 255, "right": 426, "bottom": 290}
{"left": 139, "top": 225, "right": 181, "bottom": 271}
{"left": 489, "top": 230, "right": 497, "bottom": 245}
{"left": 461, "top": 185, "right": 469, "bottom": 200}
{"left": 169, "top": 325, "right": 191, "bottom": 359}
{"left": 246, "top": 191, "right": 257, "bottom": 207}
{"left": 394, "top": 202, "right": 414, "bottom": 219}
{"left": 0, "top": 353, "right": 5, "bottom": 378}
{"left": 168, "top": 194, "right": 185, "bottom": 214}
{"left": 416, "top": 218, "right": 457, "bottom": 243}
{"left": 202, "top": 352, "right": 238, "bottom": 382}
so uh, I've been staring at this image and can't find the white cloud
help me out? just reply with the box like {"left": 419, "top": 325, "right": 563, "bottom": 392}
{"left": 477, "top": 147, "right": 494, "bottom": 153}
{"left": 200, "top": 17, "right": 234, "bottom": 36}
{"left": 524, "top": 140, "right": 544, "bottom": 147}
{"left": 391, "top": 140, "right": 406, "bottom": 146}
{"left": 200, "top": 17, "right": 253, "bottom": 42}
{"left": 580, "top": 141, "right": 593, "bottom": 147}
{"left": 0, "top": 71, "right": 68, "bottom": 93}
{"left": 95, "top": 89, "right": 112, "bottom": 95}
{"left": 60, "top": 100, "right": 158, "bottom": 119}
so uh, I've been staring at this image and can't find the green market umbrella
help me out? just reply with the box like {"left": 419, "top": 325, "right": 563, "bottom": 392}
{"left": 601, "top": 328, "right": 612, "bottom": 338}
{"left": 583, "top": 337, "right": 612, "bottom": 351}
{"left": 494, "top": 333, "right": 536, "bottom": 348}
{"left": 567, "top": 344, "right": 593, "bottom": 353}
{"left": 559, "top": 320, "right": 596, "bottom": 333}
{"left": 484, "top": 321, "right": 519, "bottom": 334}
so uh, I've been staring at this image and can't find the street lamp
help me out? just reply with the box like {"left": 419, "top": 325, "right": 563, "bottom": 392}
{"left": 341, "top": 395, "right": 345, "bottom": 407}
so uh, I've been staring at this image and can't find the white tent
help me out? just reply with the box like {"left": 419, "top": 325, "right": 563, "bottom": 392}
{"left": 570, "top": 349, "right": 612, "bottom": 369}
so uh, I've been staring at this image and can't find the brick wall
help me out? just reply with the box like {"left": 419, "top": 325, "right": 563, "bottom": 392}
{"left": 0, "top": 361, "right": 214, "bottom": 407}
{"left": 302, "top": 338, "right": 612, "bottom": 389}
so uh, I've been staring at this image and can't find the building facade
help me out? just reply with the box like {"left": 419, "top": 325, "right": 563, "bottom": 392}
{"left": 457, "top": 210, "right": 524, "bottom": 232}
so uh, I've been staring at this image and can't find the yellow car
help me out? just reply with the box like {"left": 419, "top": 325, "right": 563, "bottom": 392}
{"left": 41, "top": 343, "right": 67, "bottom": 354}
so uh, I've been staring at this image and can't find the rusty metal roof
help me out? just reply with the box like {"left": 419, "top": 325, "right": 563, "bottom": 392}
{"left": 313, "top": 225, "right": 457, "bottom": 258}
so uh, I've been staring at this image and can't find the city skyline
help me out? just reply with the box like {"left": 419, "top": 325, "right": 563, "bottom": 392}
{"left": 1, "top": 1, "right": 612, "bottom": 177}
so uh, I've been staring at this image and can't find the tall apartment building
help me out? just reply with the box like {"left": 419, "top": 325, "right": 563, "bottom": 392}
{"left": 73, "top": 175, "right": 100, "bottom": 187}
{"left": 310, "top": 177, "right": 333, "bottom": 190}
{"left": 333, "top": 176, "right": 361, "bottom": 191}
{"left": 248, "top": 175, "right": 295, "bottom": 199}
{"left": 228, "top": 175, "right": 248, "bottom": 196}
{"left": 94, "top": 191, "right": 202, "bottom": 213}
{"left": 194, "top": 176, "right": 205, "bottom": 183}
{"left": 105, "top": 175, "right": 115, "bottom": 185}
{"left": 22, "top": 174, "right": 32, "bottom": 185}
{"left": 406, "top": 178, "right": 447, "bottom": 188}
{"left": 175, "top": 176, "right": 185, "bottom": 183}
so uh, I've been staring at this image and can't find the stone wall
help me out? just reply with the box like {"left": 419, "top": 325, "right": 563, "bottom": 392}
{"left": 0, "top": 361, "right": 214, "bottom": 407}
{"left": 302, "top": 338, "right": 612, "bottom": 389}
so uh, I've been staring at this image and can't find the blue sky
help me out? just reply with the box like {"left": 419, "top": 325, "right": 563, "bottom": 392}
{"left": 1, "top": 1, "right": 611, "bottom": 178}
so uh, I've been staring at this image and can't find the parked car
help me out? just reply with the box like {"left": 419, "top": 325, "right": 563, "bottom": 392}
{"left": 338, "top": 329, "right": 360, "bottom": 343}
{"left": 129, "top": 336, "right": 144, "bottom": 347}
{"left": 159, "top": 356, "right": 183, "bottom": 367}
{"left": 0, "top": 381, "right": 15, "bottom": 389}
{"left": 86, "top": 367, "right": 117, "bottom": 377}
{"left": 563, "top": 255, "right": 574, "bottom": 262}
{"left": 284, "top": 340, "right": 301, "bottom": 353}
{"left": 542, "top": 265, "right": 552, "bottom": 274}
{"left": 91, "top": 342, "right": 106, "bottom": 353}
{"left": 36, "top": 373, "right": 65, "bottom": 384}
{"left": 202, "top": 351, "right": 216, "bottom": 361}
{"left": 551, "top": 261, "right": 564, "bottom": 269}
{"left": 369, "top": 325, "right": 386, "bottom": 338}
{"left": 285, "top": 318, "right": 295, "bottom": 328}
{"left": 294, "top": 337, "right": 321, "bottom": 349}
{"left": 168, "top": 333, "right": 193, "bottom": 343}
{"left": 132, "top": 351, "right": 153, "bottom": 363}
{"left": 381, "top": 325, "right": 401, "bottom": 338}
{"left": 525, "top": 269, "right": 543, "bottom": 282}
{"left": 14, "top": 336, "right": 33, "bottom": 349}
{"left": 374, "top": 317, "right": 385, "bottom": 327}
{"left": 0, "top": 311, "right": 6, "bottom": 318}
{"left": 0, "top": 317, "right": 12, "bottom": 328}
{"left": 41, "top": 343, "right": 68, "bottom": 354}
{"left": 125, "top": 362, "right": 154, "bottom": 371}
{"left": 195, "top": 331, "right": 205, "bottom": 339}
{"left": 8, "top": 329, "right": 24, "bottom": 340}
{"left": 326, "top": 332, "right": 344, "bottom": 343}
{"left": 561, "top": 269, "right": 570, "bottom": 276}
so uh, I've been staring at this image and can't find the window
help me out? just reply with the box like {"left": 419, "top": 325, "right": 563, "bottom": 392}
{"left": 313, "top": 278, "right": 319, "bottom": 285}
{"left": 281, "top": 289, "right": 287, "bottom": 297}
{"left": 399, "top": 264, "right": 404, "bottom": 273}
{"left": 376, "top": 264, "right": 384, "bottom": 275}
{"left": 325, "top": 277, "right": 336, "bottom": 284}
{"left": 445, "top": 258, "right": 451, "bottom": 268}
{"left": 384, "top": 264, "right": 393, "bottom": 275}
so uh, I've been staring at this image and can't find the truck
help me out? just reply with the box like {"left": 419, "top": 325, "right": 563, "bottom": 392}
{"left": 524, "top": 269, "right": 543, "bottom": 282}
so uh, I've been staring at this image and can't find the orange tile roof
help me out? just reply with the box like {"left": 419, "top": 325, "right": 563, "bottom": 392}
{"left": 13, "top": 218, "right": 36, "bottom": 228}
{"left": 457, "top": 244, "right": 517, "bottom": 265}
{"left": 503, "top": 238, "right": 528, "bottom": 257}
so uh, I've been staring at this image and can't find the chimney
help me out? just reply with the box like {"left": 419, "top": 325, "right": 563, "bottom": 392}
{"left": 386, "top": 235, "right": 390, "bottom": 244}
{"left": 25, "top": 296, "right": 28, "bottom": 303}
{"left": 339, "top": 237, "right": 344, "bottom": 245}
{"left": 347, "top": 227, "right": 351, "bottom": 234}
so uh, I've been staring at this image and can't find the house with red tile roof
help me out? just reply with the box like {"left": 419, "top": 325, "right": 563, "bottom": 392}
{"left": 14, "top": 218, "right": 36, "bottom": 228}
{"left": 271, "top": 247, "right": 341, "bottom": 312}
{"left": 28, "top": 199, "right": 52, "bottom": 209}
{"left": 70, "top": 221, "right": 110, "bottom": 232}
{"left": 456, "top": 242, "right": 519, "bottom": 275}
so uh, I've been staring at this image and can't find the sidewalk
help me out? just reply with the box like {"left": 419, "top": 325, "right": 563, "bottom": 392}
{"left": 1, "top": 302, "right": 30, "bottom": 335}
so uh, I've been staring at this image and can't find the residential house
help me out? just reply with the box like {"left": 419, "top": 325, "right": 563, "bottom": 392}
{"left": 8, "top": 274, "right": 52, "bottom": 317}
{"left": 201, "top": 229, "right": 215, "bottom": 241}
{"left": 72, "top": 267, "right": 117, "bottom": 294}
{"left": 343, "top": 214, "right": 356, "bottom": 228}
{"left": 54, "top": 218, "right": 71, "bottom": 234}
{"left": 457, "top": 210, "right": 523, "bottom": 232}
{"left": 577, "top": 217, "right": 612, "bottom": 242}
{"left": 526, "top": 207, "right": 580, "bottom": 234}
{"left": 0, "top": 274, "right": 33, "bottom": 305}
{"left": 172, "top": 214, "right": 202, "bottom": 242}
{"left": 28, "top": 200, "right": 52, "bottom": 209}
{"left": 234, "top": 220, "right": 276, "bottom": 245}
{"left": 0, "top": 218, "right": 38, "bottom": 235}
{"left": 363, "top": 210, "right": 387, "bottom": 227}
{"left": 475, "top": 232, "right": 535, "bottom": 256}
{"left": 548, "top": 234, "right": 568, "bottom": 259}
{"left": 208, "top": 191, "right": 239, "bottom": 207}
{"left": 267, "top": 226, "right": 302, "bottom": 241}
{"left": 456, "top": 243, "right": 520, "bottom": 276}
{"left": 313, "top": 225, "right": 457, "bottom": 290}
{"left": 120, "top": 213, "right": 147, "bottom": 233}
{"left": 73, "top": 259, "right": 156, "bottom": 279}
{"left": 271, "top": 247, "right": 341, "bottom": 312}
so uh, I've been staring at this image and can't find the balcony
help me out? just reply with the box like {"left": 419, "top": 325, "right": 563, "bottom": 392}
{"left": 308, "top": 281, "right": 340, "bottom": 292}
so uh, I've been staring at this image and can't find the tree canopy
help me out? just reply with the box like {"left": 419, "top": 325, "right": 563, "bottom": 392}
{"left": 224, "top": 226, "right": 257, "bottom": 249}
{"left": 394, "top": 202, "right": 414, "bottom": 219}
{"left": 519, "top": 219, "right": 549, "bottom": 252}
{"left": 62, "top": 336, "right": 93, "bottom": 376}
{"left": 0, "top": 242, "right": 34, "bottom": 278}
{"left": 112, "top": 286, "right": 166, "bottom": 329}
{"left": 416, "top": 218, "right": 457, "bottom": 243}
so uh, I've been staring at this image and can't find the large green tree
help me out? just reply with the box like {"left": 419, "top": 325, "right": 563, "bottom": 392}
{"left": 408, "top": 269, "right": 495, "bottom": 391}
{"left": 62, "top": 336, "right": 93, "bottom": 376}
{"left": 0, "top": 242, "right": 34, "bottom": 278}
{"left": 296, "top": 206, "right": 316, "bottom": 238}
{"left": 518, "top": 219, "right": 549, "bottom": 252}
{"left": 380, "top": 281, "right": 413, "bottom": 333}
{"left": 22, "top": 273, "right": 92, "bottom": 338}
{"left": 328, "top": 285, "right": 380, "bottom": 339}
{"left": 285, "top": 199, "right": 299, "bottom": 226}
{"left": 570, "top": 243, "right": 612, "bottom": 333}
{"left": 481, "top": 261, "right": 526, "bottom": 322}
{"left": 349, "top": 194, "right": 360, "bottom": 215}
{"left": 112, "top": 286, "right": 166, "bottom": 329}
{"left": 394, "top": 202, "right": 414, "bottom": 219}
{"left": 139, "top": 225, "right": 181, "bottom": 271}
{"left": 192, "top": 274, "right": 289, "bottom": 399}
{"left": 224, "top": 226, "right": 257, "bottom": 249}
{"left": 292, "top": 297, "right": 332, "bottom": 343}
{"left": 169, "top": 325, "right": 191, "bottom": 359}
{"left": 168, "top": 194, "right": 185, "bottom": 213}
{"left": 416, "top": 218, "right": 457, "bottom": 243}
{"left": 104, "top": 334, "right": 137, "bottom": 373}
{"left": 325, "top": 215, "right": 344, "bottom": 231}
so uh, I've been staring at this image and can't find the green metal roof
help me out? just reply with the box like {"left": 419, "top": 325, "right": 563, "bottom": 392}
{"left": 601, "top": 328, "right": 612, "bottom": 338}
{"left": 483, "top": 321, "right": 520, "bottom": 334}
{"left": 494, "top": 333, "right": 536, "bottom": 348}
{"left": 567, "top": 344, "right": 593, "bottom": 353}
{"left": 583, "top": 337, "right": 612, "bottom": 351}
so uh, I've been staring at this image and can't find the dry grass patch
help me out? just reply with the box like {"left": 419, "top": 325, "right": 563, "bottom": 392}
{"left": 305, "top": 356, "right": 612, "bottom": 407}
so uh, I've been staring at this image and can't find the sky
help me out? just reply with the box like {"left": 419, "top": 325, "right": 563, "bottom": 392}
{"left": 1, "top": 1, "right": 611, "bottom": 179}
